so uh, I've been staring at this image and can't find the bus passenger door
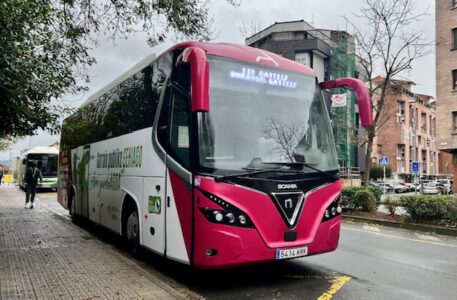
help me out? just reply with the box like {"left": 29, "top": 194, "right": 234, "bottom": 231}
{"left": 164, "top": 87, "right": 192, "bottom": 264}
{"left": 74, "top": 145, "right": 90, "bottom": 218}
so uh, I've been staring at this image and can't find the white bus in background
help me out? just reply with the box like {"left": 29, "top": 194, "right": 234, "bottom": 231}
{"left": 16, "top": 146, "right": 59, "bottom": 190}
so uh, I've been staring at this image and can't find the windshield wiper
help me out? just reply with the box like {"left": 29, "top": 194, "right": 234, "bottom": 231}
{"left": 262, "top": 162, "right": 340, "bottom": 181}
{"left": 214, "top": 168, "right": 302, "bottom": 183}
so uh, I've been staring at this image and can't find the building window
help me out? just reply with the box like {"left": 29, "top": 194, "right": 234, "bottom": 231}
{"left": 429, "top": 115, "right": 432, "bottom": 135}
{"left": 377, "top": 144, "right": 382, "bottom": 153}
{"left": 453, "top": 28, "right": 457, "bottom": 49}
{"left": 453, "top": 69, "right": 457, "bottom": 90}
{"left": 397, "top": 101, "right": 405, "bottom": 122}
{"left": 398, "top": 145, "right": 405, "bottom": 158}
{"left": 453, "top": 112, "right": 457, "bottom": 132}
{"left": 295, "top": 52, "right": 311, "bottom": 67}
{"left": 421, "top": 112, "right": 426, "bottom": 131}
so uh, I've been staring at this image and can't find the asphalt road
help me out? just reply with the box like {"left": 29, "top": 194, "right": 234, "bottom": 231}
{"left": 37, "top": 190, "right": 457, "bottom": 300}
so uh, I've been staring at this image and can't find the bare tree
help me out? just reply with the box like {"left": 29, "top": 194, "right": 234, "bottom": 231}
{"left": 345, "top": 0, "right": 430, "bottom": 188}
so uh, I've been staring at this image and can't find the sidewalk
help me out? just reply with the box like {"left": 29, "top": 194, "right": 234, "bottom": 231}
{"left": 0, "top": 185, "right": 187, "bottom": 300}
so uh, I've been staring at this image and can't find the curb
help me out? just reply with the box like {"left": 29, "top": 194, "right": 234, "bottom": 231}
{"left": 343, "top": 214, "right": 457, "bottom": 237}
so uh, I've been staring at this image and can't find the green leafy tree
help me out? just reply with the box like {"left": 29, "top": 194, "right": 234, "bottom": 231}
{"left": 370, "top": 163, "right": 392, "bottom": 181}
{"left": 0, "top": 0, "right": 240, "bottom": 140}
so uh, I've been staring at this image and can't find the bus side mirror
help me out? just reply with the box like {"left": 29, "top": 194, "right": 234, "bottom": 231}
{"left": 182, "top": 46, "right": 210, "bottom": 113}
{"left": 22, "top": 159, "right": 26, "bottom": 165}
{"left": 320, "top": 78, "right": 373, "bottom": 127}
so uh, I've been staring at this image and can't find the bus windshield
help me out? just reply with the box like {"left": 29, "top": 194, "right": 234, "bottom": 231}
{"left": 198, "top": 56, "right": 338, "bottom": 175}
{"left": 28, "top": 154, "right": 58, "bottom": 177}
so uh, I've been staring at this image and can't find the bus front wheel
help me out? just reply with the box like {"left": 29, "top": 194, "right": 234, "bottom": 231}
{"left": 124, "top": 205, "right": 141, "bottom": 255}
{"left": 68, "top": 191, "right": 78, "bottom": 223}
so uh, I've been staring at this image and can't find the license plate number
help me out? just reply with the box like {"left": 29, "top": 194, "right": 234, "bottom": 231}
{"left": 275, "top": 247, "right": 308, "bottom": 260}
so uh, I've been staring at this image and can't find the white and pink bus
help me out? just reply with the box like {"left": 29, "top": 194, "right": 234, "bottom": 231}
{"left": 58, "top": 42, "right": 372, "bottom": 268}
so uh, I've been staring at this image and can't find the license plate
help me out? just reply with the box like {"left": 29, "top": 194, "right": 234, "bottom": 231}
{"left": 275, "top": 246, "right": 308, "bottom": 260}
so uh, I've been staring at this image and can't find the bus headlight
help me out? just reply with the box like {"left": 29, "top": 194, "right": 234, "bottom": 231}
{"left": 322, "top": 194, "right": 342, "bottom": 222}
{"left": 199, "top": 190, "right": 255, "bottom": 228}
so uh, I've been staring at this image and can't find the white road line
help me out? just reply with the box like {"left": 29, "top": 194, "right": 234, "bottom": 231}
{"left": 415, "top": 233, "right": 441, "bottom": 242}
{"left": 363, "top": 225, "right": 381, "bottom": 232}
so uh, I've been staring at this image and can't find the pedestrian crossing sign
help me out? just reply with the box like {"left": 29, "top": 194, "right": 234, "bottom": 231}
{"left": 379, "top": 156, "right": 389, "bottom": 166}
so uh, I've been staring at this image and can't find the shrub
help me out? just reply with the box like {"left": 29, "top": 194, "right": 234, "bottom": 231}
{"left": 384, "top": 196, "right": 398, "bottom": 215}
{"left": 342, "top": 187, "right": 378, "bottom": 212}
{"left": 342, "top": 186, "right": 364, "bottom": 210}
{"left": 369, "top": 186, "right": 382, "bottom": 204}
{"left": 400, "top": 195, "right": 457, "bottom": 226}
{"left": 354, "top": 189, "right": 377, "bottom": 212}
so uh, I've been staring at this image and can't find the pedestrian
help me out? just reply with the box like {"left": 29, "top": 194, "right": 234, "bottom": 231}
{"left": 0, "top": 167, "right": 3, "bottom": 185}
{"left": 24, "top": 161, "right": 43, "bottom": 209}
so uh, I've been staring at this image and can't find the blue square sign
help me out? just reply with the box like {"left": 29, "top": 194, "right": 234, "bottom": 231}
{"left": 379, "top": 156, "right": 389, "bottom": 166}
{"left": 412, "top": 161, "right": 419, "bottom": 173}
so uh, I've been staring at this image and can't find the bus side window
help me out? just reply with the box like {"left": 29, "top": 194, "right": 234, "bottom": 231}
{"left": 169, "top": 89, "right": 190, "bottom": 169}
{"left": 157, "top": 86, "right": 171, "bottom": 150}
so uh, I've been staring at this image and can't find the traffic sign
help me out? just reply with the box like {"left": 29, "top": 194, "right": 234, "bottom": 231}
{"left": 412, "top": 161, "right": 419, "bottom": 174}
{"left": 379, "top": 156, "right": 389, "bottom": 166}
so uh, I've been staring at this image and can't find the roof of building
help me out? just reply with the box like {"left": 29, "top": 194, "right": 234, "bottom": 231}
{"left": 244, "top": 20, "right": 353, "bottom": 47}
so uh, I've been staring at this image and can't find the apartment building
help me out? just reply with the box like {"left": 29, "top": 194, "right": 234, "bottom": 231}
{"left": 436, "top": 0, "right": 457, "bottom": 185}
{"left": 371, "top": 77, "right": 440, "bottom": 180}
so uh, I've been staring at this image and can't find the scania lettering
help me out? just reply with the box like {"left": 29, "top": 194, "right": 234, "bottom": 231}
{"left": 58, "top": 42, "right": 372, "bottom": 268}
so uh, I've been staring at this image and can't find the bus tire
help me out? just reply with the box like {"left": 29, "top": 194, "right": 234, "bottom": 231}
{"left": 68, "top": 190, "right": 78, "bottom": 223}
{"left": 123, "top": 199, "right": 141, "bottom": 256}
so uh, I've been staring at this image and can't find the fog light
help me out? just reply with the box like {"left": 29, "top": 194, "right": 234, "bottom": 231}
{"left": 239, "top": 214, "right": 247, "bottom": 225}
{"left": 325, "top": 210, "right": 330, "bottom": 218}
{"left": 331, "top": 207, "right": 336, "bottom": 216}
{"left": 205, "top": 249, "right": 218, "bottom": 256}
{"left": 213, "top": 211, "right": 223, "bottom": 222}
{"left": 336, "top": 205, "right": 342, "bottom": 214}
{"left": 226, "top": 213, "right": 235, "bottom": 223}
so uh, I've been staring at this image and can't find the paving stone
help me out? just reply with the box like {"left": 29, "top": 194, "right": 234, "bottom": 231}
{"left": 0, "top": 186, "right": 186, "bottom": 300}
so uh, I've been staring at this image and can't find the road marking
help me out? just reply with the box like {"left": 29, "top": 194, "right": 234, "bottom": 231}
{"left": 363, "top": 224, "right": 380, "bottom": 232}
{"left": 317, "top": 275, "right": 351, "bottom": 300}
{"left": 282, "top": 275, "right": 337, "bottom": 280}
{"left": 343, "top": 226, "right": 457, "bottom": 248}
{"left": 415, "top": 233, "right": 441, "bottom": 242}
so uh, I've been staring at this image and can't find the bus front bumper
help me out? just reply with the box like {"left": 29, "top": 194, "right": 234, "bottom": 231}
{"left": 193, "top": 216, "right": 341, "bottom": 269}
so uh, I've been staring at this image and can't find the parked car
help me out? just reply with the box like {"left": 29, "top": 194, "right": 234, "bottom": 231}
{"left": 400, "top": 182, "right": 414, "bottom": 192}
{"left": 422, "top": 181, "right": 441, "bottom": 195}
{"left": 437, "top": 179, "right": 453, "bottom": 194}
{"left": 376, "top": 182, "right": 395, "bottom": 193}
{"left": 386, "top": 182, "right": 406, "bottom": 193}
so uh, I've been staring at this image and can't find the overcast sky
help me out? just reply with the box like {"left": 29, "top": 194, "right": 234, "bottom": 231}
{"left": 0, "top": 0, "right": 435, "bottom": 161}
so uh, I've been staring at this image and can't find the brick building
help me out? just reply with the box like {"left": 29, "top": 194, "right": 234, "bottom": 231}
{"left": 436, "top": 0, "right": 457, "bottom": 187}
{"left": 371, "top": 77, "right": 443, "bottom": 180}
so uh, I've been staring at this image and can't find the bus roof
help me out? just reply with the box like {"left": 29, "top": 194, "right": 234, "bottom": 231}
{"left": 81, "top": 42, "right": 315, "bottom": 109}
{"left": 169, "top": 42, "right": 316, "bottom": 75}
{"left": 22, "top": 146, "right": 59, "bottom": 156}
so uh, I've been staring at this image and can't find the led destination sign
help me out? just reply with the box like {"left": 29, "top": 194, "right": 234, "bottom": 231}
{"left": 229, "top": 67, "right": 298, "bottom": 89}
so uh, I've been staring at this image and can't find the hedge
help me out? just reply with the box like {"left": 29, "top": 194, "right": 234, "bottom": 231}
{"left": 399, "top": 195, "right": 457, "bottom": 227}
{"left": 342, "top": 186, "right": 378, "bottom": 212}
